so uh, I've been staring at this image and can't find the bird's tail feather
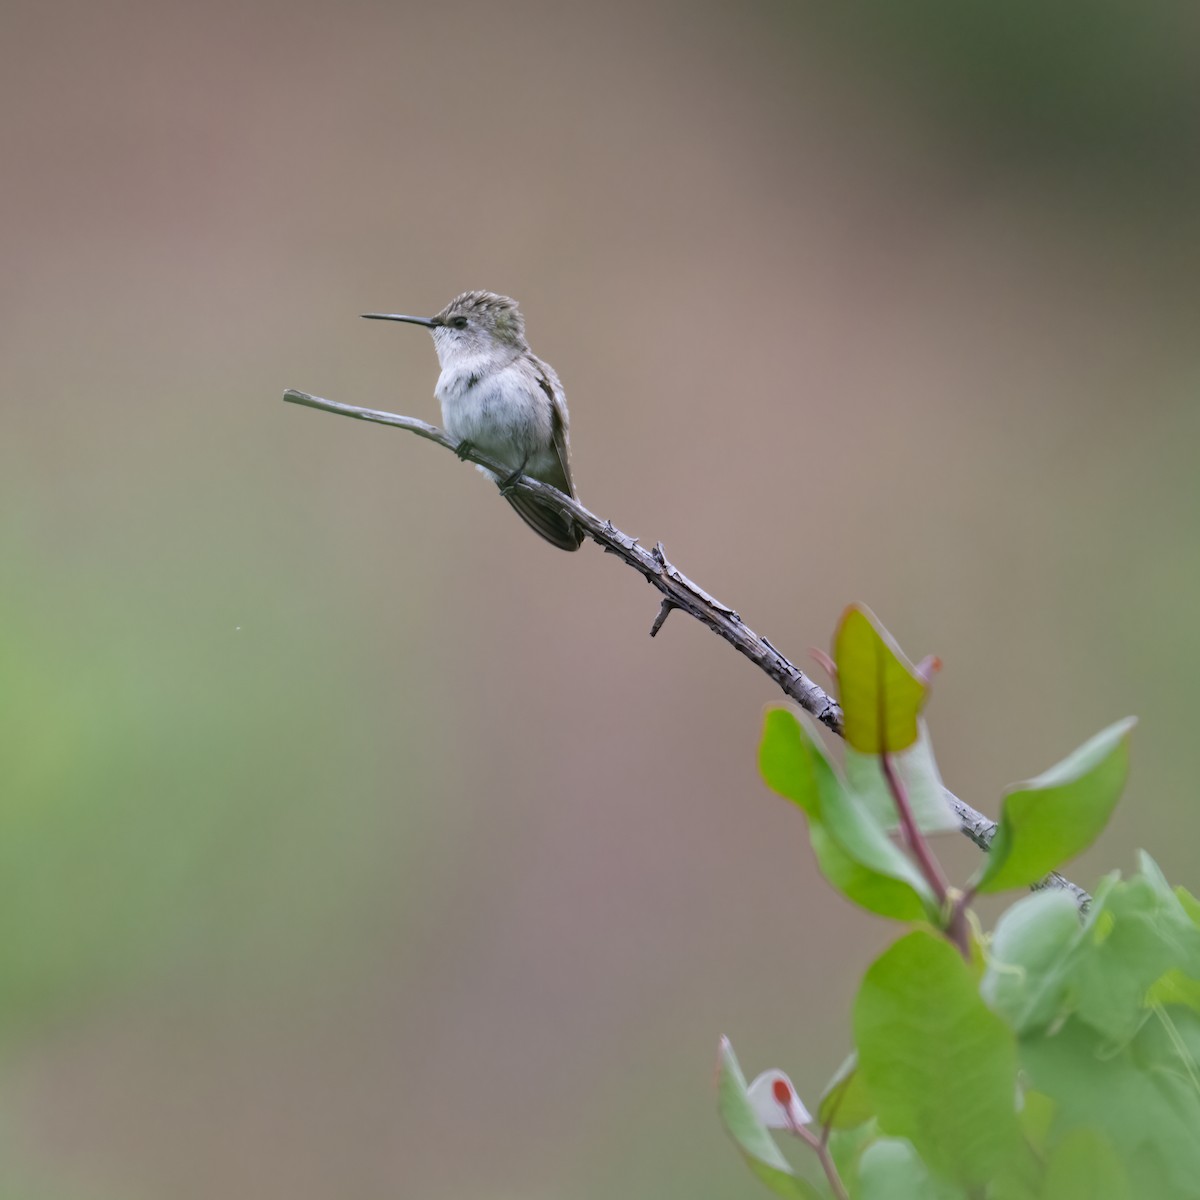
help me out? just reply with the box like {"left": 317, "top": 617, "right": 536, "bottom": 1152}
{"left": 504, "top": 493, "right": 584, "bottom": 552}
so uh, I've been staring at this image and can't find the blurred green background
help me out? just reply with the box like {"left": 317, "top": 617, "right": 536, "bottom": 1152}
{"left": 2, "top": 1, "right": 1199, "bottom": 1195}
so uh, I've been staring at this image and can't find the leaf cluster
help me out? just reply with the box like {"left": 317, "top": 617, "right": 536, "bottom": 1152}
{"left": 719, "top": 607, "right": 1198, "bottom": 1198}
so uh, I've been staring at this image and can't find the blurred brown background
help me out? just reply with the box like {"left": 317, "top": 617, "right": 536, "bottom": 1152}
{"left": 2, "top": 0, "right": 1199, "bottom": 1195}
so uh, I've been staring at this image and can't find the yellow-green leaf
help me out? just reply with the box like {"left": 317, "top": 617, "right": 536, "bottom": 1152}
{"left": 834, "top": 606, "right": 927, "bottom": 754}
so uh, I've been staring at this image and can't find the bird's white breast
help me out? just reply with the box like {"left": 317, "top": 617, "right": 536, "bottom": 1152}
{"left": 435, "top": 359, "right": 552, "bottom": 474}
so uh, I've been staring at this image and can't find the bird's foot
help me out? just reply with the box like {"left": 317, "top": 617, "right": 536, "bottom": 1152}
{"left": 454, "top": 439, "right": 477, "bottom": 461}
{"left": 498, "top": 457, "right": 531, "bottom": 496}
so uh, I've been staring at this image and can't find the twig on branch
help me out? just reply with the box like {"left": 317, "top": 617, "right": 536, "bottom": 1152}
{"left": 282, "top": 388, "right": 1091, "bottom": 912}
{"left": 649, "top": 598, "right": 679, "bottom": 638}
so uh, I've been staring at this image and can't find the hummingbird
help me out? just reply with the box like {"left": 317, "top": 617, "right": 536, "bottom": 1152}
{"left": 363, "top": 291, "right": 584, "bottom": 552}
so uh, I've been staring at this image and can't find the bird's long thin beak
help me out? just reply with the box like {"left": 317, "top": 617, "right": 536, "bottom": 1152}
{"left": 361, "top": 313, "right": 439, "bottom": 327}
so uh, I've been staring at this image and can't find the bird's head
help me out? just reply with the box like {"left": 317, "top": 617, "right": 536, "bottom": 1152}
{"left": 363, "top": 290, "right": 528, "bottom": 366}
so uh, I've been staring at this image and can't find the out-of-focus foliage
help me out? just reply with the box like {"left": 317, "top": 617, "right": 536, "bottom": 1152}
{"left": 808, "top": 1, "right": 1200, "bottom": 169}
{"left": 0, "top": 534, "right": 422, "bottom": 1034}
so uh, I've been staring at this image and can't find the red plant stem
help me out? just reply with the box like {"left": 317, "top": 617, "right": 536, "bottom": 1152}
{"left": 790, "top": 1117, "right": 849, "bottom": 1200}
{"left": 882, "top": 753, "right": 970, "bottom": 957}
{"left": 881, "top": 753, "right": 949, "bottom": 903}
{"left": 947, "top": 884, "right": 977, "bottom": 954}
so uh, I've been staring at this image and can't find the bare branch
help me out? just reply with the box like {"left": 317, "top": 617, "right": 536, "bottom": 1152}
{"left": 283, "top": 389, "right": 841, "bottom": 731}
{"left": 282, "top": 388, "right": 1091, "bottom": 911}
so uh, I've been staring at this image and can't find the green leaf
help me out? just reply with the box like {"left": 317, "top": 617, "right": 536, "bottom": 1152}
{"left": 856, "top": 1138, "right": 968, "bottom": 1200}
{"left": 1146, "top": 968, "right": 1200, "bottom": 1013}
{"left": 1041, "top": 1129, "right": 1130, "bottom": 1200}
{"left": 808, "top": 822, "right": 931, "bottom": 921}
{"left": 1071, "top": 874, "right": 1200, "bottom": 1041}
{"left": 1137, "top": 851, "right": 1200, "bottom": 934}
{"left": 1136, "top": 854, "right": 1200, "bottom": 1014}
{"left": 816, "top": 767, "right": 938, "bottom": 917}
{"left": 981, "top": 889, "right": 1083, "bottom": 1034}
{"left": 759, "top": 708, "right": 937, "bottom": 920}
{"left": 989, "top": 1176, "right": 1043, "bottom": 1200}
{"left": 759, "top": 707, "right": 822, "bottom": 817}
{"left": 816, "top": 1052, "right": 874, "bottom": 1131}
{"left": 1174, "top": 885, "right": 1200, "bottom": 928}
{"left": 833, "top": 605, "right": 927, "bottom": 754}
{"left": 985, "top": 866, "right": 1200, "bottom": 1043}
{"left": 715, "top": 1038, "right": 823, "bottom": 1200}
{"left": 1020, "top": 1013, "right": 1200, "bottom": 1198}
{"left": 844, "top": 721, "right": 959, "bottom": 835}
{"left": 1018, "top": 1090, "right": 1056, "bottom": 1156}
{"left": 853, "top": 930, "right": 1024, "bottom": 1189}
{"left": 974, "top": 717, "right": 1136, "bottom": 893}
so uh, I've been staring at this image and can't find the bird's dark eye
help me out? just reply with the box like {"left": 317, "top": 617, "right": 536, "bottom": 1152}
{"left": 451, "top": 316, "right": 468, "bottom": 330}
